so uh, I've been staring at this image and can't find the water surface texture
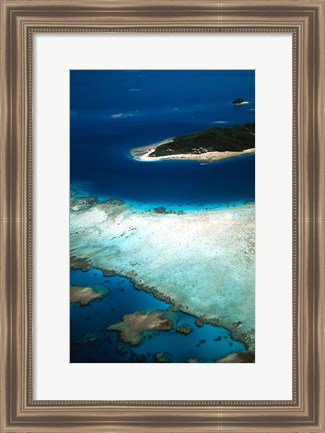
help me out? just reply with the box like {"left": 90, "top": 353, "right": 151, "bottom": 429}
{"left": 70, "top": 70, "right": 255, "bottom": 206}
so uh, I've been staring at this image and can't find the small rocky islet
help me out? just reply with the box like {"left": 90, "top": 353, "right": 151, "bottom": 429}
{"left": 232, "top": 97, "right": 249, "bottom": 105}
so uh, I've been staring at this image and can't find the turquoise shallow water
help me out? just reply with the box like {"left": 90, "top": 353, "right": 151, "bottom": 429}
{"left": 70, "top": 268, "right": 246, "bottom": 363}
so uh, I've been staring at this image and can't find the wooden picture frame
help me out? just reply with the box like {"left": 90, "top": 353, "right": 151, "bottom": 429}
{"left": 0, "top": 0, "right": 324, "bottom": 431}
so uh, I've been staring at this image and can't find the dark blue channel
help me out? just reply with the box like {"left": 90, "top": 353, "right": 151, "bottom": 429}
{"left": 70, "top": 269, "right": 246, "bottom": 363}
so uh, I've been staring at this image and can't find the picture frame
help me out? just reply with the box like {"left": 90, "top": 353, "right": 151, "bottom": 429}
{"left": 0, "top": 0, "right": 324, "bottom": 432}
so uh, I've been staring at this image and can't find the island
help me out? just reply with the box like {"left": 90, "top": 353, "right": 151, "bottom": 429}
{"left": 232, "top": 98, "right": 249, "bottom": 105}
{"left": 131, "top": 123, "right": 255, "bottom": 162}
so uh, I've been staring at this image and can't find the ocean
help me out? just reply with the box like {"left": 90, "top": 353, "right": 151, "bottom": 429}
{"left": 70, "top": 268, "right": 246, "bottom": 363}
{"left": 70, "top": 70, "right": 255, "bottom": 207}
{"left": 70, "top": 70, "right": 255, "bottom": 363}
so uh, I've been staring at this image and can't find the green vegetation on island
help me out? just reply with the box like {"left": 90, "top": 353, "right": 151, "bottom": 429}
{"left": 150, "top": 123, "right": 255, "bottom": 157}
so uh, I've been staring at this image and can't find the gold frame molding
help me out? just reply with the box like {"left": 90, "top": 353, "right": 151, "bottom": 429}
{"left": 0, "top": 1, "right": 324, "bottom": 432}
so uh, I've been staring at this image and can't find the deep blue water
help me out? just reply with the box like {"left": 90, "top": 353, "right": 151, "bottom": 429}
{"left": 70, "top": 269, "right": 246, "bottom": 363}
{"left": 70, "top": 70, "right": 255, "bottom": 206}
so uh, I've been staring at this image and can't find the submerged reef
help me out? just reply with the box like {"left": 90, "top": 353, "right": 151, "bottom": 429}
{"left": 176, "top": 325, "right": 192, "bottom": 334}
{"left": 153, "top": 207, "right": 184, "bottom": 215}
{"left": 70, "top": 284, "right": 108, "bottom": 306}
{"left": 75, "top": 331, "right": 108, "bottom": 346}
{"left": 107, "top": 310, "right": 174, "bottom": 345}
{"left": 70, "top": 195, "right": 255, "bottom": 354}
{"left": 155, "top": 352, "right": 173, "bottom": 363}
{"left": 216, "top": 351, "right": 255, "bottom": 363}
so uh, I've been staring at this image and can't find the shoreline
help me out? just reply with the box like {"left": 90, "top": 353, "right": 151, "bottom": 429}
{"left": 70, "top": 184, "right": 255, "bottom": 214}
{"left": 130, "top": 139, "right": 255, "bottom": 163}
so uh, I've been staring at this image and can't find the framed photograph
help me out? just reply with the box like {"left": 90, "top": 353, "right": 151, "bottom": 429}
{"left": 1, "top": 1, "right": 324, "bottom": 432}
{"left": 69, "top": 69, "right": 256, "bottom": 365}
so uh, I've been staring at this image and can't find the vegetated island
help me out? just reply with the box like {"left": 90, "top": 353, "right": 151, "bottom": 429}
{"left": 131, "top": 123, "right": 255, "bottom": 162}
